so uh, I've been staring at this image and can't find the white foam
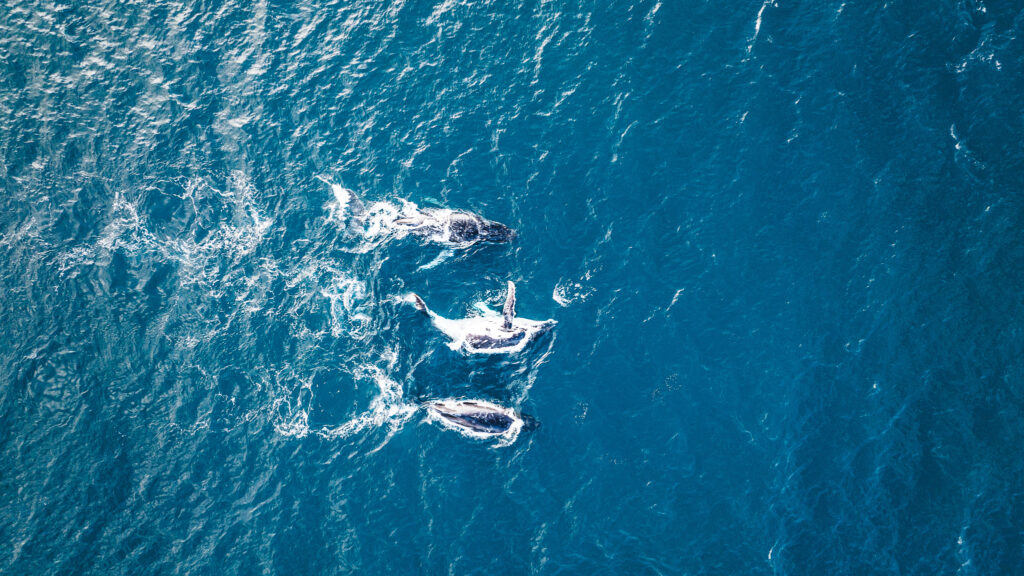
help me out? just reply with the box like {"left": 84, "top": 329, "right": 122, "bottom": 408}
{"left": 274, "top": 405, "right": 312, "bottom": 438}
{"left": 552, "top": 278, "right": 594, "bottom": 307}
{"left": 472, "top": 302, "right": 501, "bottom": 318}
{"left": 271, "top": 359, "right": 417, "bottom": 452}
{"left": 320, "top": 272, "right": 372, "bottom": 338}
{"left": 331, "top": 183, "right": 352, "bottom": 217}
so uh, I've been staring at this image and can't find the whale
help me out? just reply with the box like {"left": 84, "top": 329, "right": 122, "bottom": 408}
{"left": 393, "top": 208, "right": 516, "bottom": 245}
{"left": 409, "top": 281, "right": 556, "bottom": 354}
{"left": 322, "top": 179, "right": 515, "bottom": 246}
{"left": 422, "top": 399, "right": 537, "bottom": 438}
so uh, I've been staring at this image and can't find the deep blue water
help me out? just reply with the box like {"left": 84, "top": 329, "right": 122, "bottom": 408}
{"left": 3, "top": 0, "right": 1024, "bottom": 574}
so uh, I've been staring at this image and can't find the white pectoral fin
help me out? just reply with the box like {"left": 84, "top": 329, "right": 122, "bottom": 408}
{"left": 503, "top": 281, "right": 517, "bottom": 329}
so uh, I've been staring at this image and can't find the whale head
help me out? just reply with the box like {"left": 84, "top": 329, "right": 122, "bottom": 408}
{"left": 479, "top": 220, "right": 516, "bottom": 243}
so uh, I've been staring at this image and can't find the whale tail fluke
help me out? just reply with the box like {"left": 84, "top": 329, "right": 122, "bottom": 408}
{"left": 410, "top": 293, "right": 430, "bottom": 315}
{"left": 317, "top": 175, "right": 366, "bottom": 220}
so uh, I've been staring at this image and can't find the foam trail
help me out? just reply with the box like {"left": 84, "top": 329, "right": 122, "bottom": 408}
{"left": 318, "top": 366, "right": 417, "bottom": 450}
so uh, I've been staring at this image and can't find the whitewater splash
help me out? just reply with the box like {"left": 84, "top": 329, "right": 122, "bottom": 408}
{"left": 320, "top": 176, "right": 425, "bottom": 252}
{"left": 319, "top": 177, "right": 515, "bottom": 253}
{"left": 552, "top": 275, "right": 595, "bottom": 307}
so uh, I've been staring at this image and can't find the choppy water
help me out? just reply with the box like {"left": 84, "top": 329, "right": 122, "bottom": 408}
{"left": 3, "top": 0, "right": 1024, "bottom": 574}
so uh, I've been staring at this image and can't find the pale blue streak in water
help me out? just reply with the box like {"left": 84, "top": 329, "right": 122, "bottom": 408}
{"left": 1, "top": 0, "right": 1023, "bottom": 574}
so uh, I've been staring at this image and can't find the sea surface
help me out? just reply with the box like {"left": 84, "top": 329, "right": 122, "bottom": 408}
{"left": 2, "top": 0, "right": 1024, "bottom": 574}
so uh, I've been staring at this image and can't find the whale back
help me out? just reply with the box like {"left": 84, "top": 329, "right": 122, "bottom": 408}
{"left": 445, "top": 410, "right": 514, "bottom": 434}
{"left": 427, "top": 400, "right": 518, "bottom": 435}
{"left": 466, "top": 330, "right": 526, "bottom": 351}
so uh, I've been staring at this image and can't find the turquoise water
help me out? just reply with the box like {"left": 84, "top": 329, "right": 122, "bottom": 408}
{"left": 3, "top": 0, "right": 1024, "bottom": 573}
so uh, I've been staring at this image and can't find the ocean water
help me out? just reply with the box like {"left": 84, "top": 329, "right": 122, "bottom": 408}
{"left": 2, "top": 0, "right": 1024, "bottom": 573}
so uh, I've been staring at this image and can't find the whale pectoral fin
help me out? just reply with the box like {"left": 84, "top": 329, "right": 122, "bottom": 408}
{"left": 502, "top": 281, "right": 516, "bottom": 329}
